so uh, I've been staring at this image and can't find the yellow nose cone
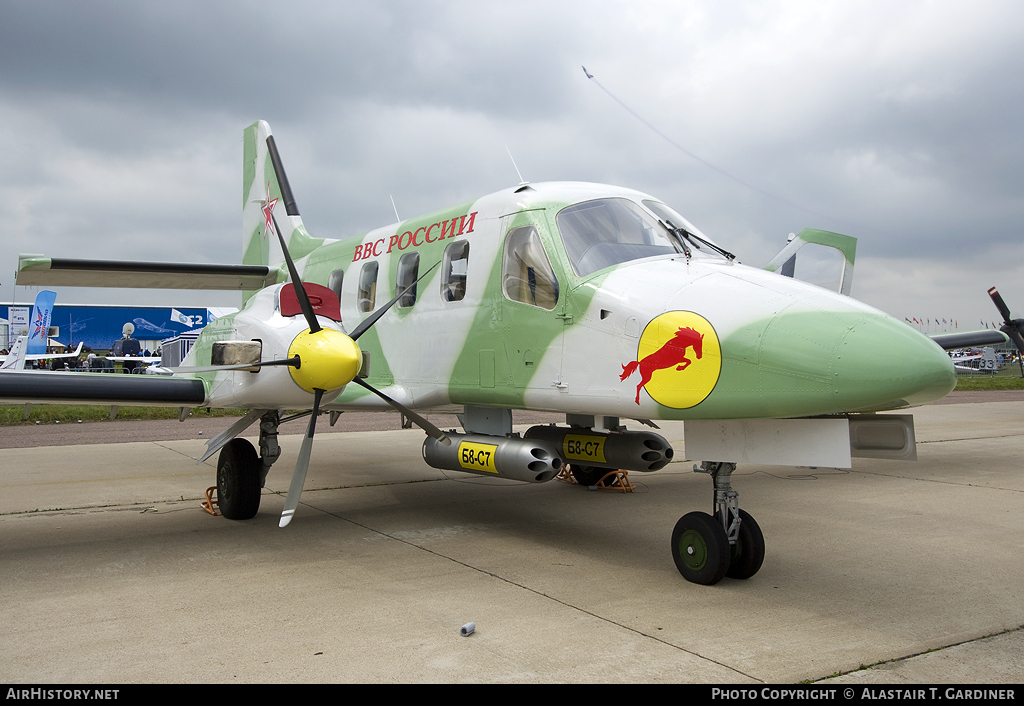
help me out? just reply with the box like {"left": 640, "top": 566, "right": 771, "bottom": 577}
{"left": 287, "top": 328, "right": 361, "bottom": 393}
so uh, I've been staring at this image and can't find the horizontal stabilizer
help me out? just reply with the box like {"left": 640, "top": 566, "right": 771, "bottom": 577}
{"left": 17, "top": 256, "right": 280, "bottom": 291}
{"left": 764, "top": 229, "right": 857, "bottom": 296}
{"left": 0, "top": 371, "right": 206, "bottom": 406}
{"left": 929, "top": 330, "right": 1009, "bottom": 350}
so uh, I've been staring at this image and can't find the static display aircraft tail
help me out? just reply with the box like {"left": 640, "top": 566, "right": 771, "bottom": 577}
{"left": 1, "top": 336, "right": 28, "bottom": 370}
{"left": 241, "top": 121, "right": 324, "bottom": 305}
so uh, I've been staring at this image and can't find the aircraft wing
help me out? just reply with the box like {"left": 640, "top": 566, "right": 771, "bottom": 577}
{"left": 0, "top": 339, "right": 85, "bottom": 367}
{"left": 17, "top": 255, "right": 282, "bottom": 290}
{"left": 105, "top": 356, "right": 162, "bottom": 364}
{"left": 48, "top": 342, "right": 85, "bottom": 359}
{"left": 0, "top": 370, "right": 206, "bottom": 406}
{"left": 930, "top": 330, "right": 1009, "bottom": 350}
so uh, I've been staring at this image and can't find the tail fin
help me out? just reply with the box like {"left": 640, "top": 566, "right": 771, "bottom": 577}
{"left": 241, "top": 121, "right": 323, "bottom": 304}
{"left": 1, "top": 336, "right": 28, "bottom": 370}
{"left": 26, "top": 290, "right": 56, "bottom": 355}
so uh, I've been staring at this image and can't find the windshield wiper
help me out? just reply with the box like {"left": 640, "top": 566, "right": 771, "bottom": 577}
{"left": 662, "top": 220, "right": 735, "bottom": 261}
{"left": 682, "top": 230, "right": 735, "bottom": 260}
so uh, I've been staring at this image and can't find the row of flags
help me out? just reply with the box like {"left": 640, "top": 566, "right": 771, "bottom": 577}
{"left": 905, "top": 317, "right": 957, "bottom": 328}
{"left": 904, "top": 318, "right": 1005, "bottom": 330}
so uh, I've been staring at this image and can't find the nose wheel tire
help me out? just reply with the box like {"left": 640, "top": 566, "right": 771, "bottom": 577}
{"left": 217, "top": 438, "right": 262, "bottom": 520}
{"left": 569, "top": 464, "right": 610, "bottom": 486}
{"left": 671, "top": 511, "right": 730, "bottom": 585}
{"left": 717, "top": 508, "right": 765, "bottom": 580}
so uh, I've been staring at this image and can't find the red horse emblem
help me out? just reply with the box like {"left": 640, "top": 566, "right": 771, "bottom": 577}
{"left": 620, "top": 326, "right": 704, "bottom": 405}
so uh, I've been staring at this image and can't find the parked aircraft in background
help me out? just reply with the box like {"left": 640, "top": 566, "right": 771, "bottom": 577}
{"left": 951, "top": 347, "right": 998, "bottom": 374}
{"left": 1, "top": 290, "right": 84, "bottom": 369}
{"left": 8, "top": 121, "right": 970, "bottom": 585}
{"left": 0, "top": 336, "right": 29, "bottom": 371}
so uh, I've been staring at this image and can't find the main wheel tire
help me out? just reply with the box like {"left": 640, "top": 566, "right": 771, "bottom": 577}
{"left": 719, "top": 508, "right": 765, "bottom": 580}
{"left": 569, "top": 464, "right": 610, "bottom": 486}
{"left": 217, "top": 438, "right": 262, "bottom": 520}
{"left": 671, "top": 511, "right": 730, "bottom": 585}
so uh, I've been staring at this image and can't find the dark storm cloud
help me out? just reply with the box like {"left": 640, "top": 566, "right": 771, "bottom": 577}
{"left": 0, "top": 1, "right": 584, "bottom": 123}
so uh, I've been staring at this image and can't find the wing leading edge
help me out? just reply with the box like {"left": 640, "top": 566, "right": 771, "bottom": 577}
{"left": 0, "top": 372, "right": 206, "bottom": 406}
{"left": 17, "top": 256, "right": 279, "bottom": 291}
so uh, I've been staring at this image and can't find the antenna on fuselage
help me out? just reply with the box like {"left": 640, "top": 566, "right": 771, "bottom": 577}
{"left": 505, "top": 145, "right": 528, "bottom": 187}
{"left": 390, "top": 195, "right": 401, "bottom": 224}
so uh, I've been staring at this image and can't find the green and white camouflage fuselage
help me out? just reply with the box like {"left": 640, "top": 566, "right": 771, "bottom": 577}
{"left": 187, "top": 121, "right": 955, "bottom": 420}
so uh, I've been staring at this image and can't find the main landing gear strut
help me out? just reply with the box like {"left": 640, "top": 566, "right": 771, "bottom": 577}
{"left": 670, "top": 462, "right": 765, "bottom": 585}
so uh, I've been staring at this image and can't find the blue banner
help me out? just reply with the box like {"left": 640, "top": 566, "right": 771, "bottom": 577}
{"left": 26, "top": 290, "right": 57, "bottom": 354}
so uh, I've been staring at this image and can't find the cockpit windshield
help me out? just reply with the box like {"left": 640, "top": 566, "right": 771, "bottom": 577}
{"left": 642, "top": 200, "right": 734, "bottom": 262}
{"left": 555, "top": 198, "right": 730, "bottom": 277}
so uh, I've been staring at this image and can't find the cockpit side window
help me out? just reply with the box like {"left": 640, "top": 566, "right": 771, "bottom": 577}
{"left": 442, "top": 240, "right": 469, "bottom": 302}
{"left": 555, "top": 198, "right": 677, "bottom": 276}
{"left": 328, "top": 269, "right": 344, "bottom": 304}
{"left": 396, "top": 252, "right": 420, "bottom": 308}
{"left": 502, "top": 226, "right": 559, "bottom": 310}
{"left": 357, "top": 261, "right": 378, "bottom": 313}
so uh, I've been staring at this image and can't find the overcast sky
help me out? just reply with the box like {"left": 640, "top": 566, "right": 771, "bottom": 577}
{"left": 3, "top": 0, "right": 1023, "bottom": 330}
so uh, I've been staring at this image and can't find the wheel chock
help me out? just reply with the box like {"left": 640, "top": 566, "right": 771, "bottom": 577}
{"left": 201, "top": 486, "right": 220, "bottom": 516}
{"left": 557, "top": 467, "right": 634, "bottom": 492}
{"left": 594, "top": 470, "right": 634, "bottom": 492}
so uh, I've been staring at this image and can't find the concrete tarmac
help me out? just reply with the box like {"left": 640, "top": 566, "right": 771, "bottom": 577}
{"left": 1, "top": 400, "right": 1022, "bottom": 683}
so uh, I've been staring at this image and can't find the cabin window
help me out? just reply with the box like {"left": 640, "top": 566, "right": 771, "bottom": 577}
{"left": 396, "top": 252, "right": 420, "bottom": 308}
{"left": 556, "top": 198, "right": 676, "bottom": 276}
{"left": 328, "top": 269, "right": 344, "bottom": 304}
{"left": 442, "top": 240, "right": 469, "bottom": 302}
{"left": 357, "top": 261, "right": 378, "bottom": 313}
{"left": 502, "top": 226, "right": 559, "bottom": 310}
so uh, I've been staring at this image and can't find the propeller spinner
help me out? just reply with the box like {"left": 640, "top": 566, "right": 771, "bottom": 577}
{"left": 287, "top": 328, "right": 361, "bottom": 394}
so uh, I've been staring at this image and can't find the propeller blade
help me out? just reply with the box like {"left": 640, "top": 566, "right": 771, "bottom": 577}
{"left": 989, "top": 287, "right": 1024, "bottom": 356}
{"left": 279, "top": 387, "right": 324, "bottom": 528}
{"left": 349, "top": 260, "right": 441, "bottom": 342}
{"left": 351, "top": 377, "right": 450, "bottom": 445}
{"left": 168, "top": 356, "right": 300, "bottom": 374}
{"left": 272, "top": 213, "right": 321, "bottom": 334}
{"left": 989, "top": 287, "right": 1013, "bottom": 325}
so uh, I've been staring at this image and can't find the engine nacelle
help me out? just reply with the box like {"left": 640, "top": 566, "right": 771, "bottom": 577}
{"left": 422, "top": 433, "right": 562, "bottom": 483}
{"left": 524, "top": 426, "right": 674, "bottom": 472}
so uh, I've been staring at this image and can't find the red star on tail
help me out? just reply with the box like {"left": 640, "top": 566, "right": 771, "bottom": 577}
{"left": 262, "top": 182, "right": 279, "bottom": 240}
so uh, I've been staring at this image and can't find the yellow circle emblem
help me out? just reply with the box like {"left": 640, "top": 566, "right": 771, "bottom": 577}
{"left": 620, "top": 311, "right": 721, "bottom": 408}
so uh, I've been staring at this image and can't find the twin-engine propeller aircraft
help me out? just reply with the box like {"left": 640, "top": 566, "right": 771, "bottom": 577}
{"left": 9, "top": 121, "right": 964, "bottom": 585}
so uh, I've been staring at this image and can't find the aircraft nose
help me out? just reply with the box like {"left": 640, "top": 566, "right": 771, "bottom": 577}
{"left": 830, "top": 314, "right": 956, "bottom": 411}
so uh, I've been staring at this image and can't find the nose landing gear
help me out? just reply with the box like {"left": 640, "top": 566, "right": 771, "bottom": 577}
{"left": 670, "top": 462, "right": 765, "bottom": 585}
